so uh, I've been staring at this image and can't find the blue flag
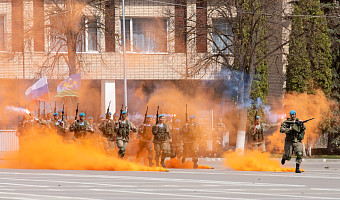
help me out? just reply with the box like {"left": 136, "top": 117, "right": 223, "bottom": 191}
{"left": 57, "top": 73, "right": 81, "bottom": 93}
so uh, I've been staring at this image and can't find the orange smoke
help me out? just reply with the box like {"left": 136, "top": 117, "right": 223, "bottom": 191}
{"left": 267, "top": 90, "right": 330, "bottom": 152}
{"left": 0, "top": 131, "right": 167, "bottom": 172}
{"left": 165, "top": 158, "right": 213, "bottom": 169}
{"left": 224, "top": 151, "right": 302, "bottom": 172}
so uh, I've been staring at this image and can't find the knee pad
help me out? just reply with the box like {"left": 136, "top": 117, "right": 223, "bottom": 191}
{"left": 296, "top": 151, "right": 303, "bottom": 159}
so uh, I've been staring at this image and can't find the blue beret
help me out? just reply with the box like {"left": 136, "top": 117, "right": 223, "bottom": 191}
{"left": 190, "top": 115, "right": 195, "bottom": 119}
{"left": 289, "top": 110, "right": 296, "bottom": 115}
{"left": 256, "top": 116, "right": 261, "bottom": 119}
{"left": 53, "top": 113, "right": 59, "bottom": 116}
{"left": 57, "top": 109, "right": 63, "bottom": 113}
{"left": 88, "top": 116, "right": 93, "bottom": 120}
{"left": 113, "top": 113, "right": 119, "bottom": 116}
{"left": 107, "top": 112, "right": 112, "bottom": 115}
{"left": 79, "top": 112, "right": 85, "bottom": 117}
{"left": 159, "top": 114, "right": 165, "bottom": 117}
{"left": 99, "top": 115, "right": 105, "bottom": 119}
{"left": 175, "top": 119, "right": 181, "bottom": 123}
{"left": 146, "top": 115, "right": 152, "bottom": 118}
{"left": 122, "top": 111, "right": 127, "bottom": 114}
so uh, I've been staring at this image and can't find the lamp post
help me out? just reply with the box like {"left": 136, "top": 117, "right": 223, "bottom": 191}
{"left": 122, "top": 0, "right": 128, "bottom": 110}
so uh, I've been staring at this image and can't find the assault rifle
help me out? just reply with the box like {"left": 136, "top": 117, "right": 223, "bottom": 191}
{"left": 106, "top": 101, "right": 111, "bottom": 118}
{"left": 185, "top": 104, "right": 188, "bottom": 123}
{"left": 156, "top": 106, "right": 159, "bottom": 124}
{"left": 144, "top": 106, "right": 148, "bottom": 124}
{"left": 75, "top": 101, "right": 79, "bottom": 121}
{"left": 286, "top": 118, "right": 315, "bottom": 126}
{"left": 119, "top": 104, "right": 123, "bottom": 121}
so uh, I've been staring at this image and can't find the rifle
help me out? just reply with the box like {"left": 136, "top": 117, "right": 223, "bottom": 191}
{"left": 286, "top": 118, "right": 315, "bottom": 126}
{"left": 156, "top": 106, "right": 159, "bottom": 124}
{"left": 143, "top": 106, "right": 148, "bottom": 124}
{"left": 75, "top": 101, "right": 79, "bottom": 121}
{"left": 61, "top": 103, "right": 65, "bottom": 122}
{"left": 185, "top": 104, "right": 188, "bottom": 123}
{"left": 43, "top": 102, "right": 46, "bottom": 119}
{"left": 119, "top": 104, "right": 123, "bottom": 121}
{"left": 106, "top": 101, "right": 111, "bottom": 117}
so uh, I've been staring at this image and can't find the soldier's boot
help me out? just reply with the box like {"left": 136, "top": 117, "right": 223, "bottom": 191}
{"left": 160, "top": 157, "right": 166, "bottom": 168}
{"left": 148, "top": 158, "right": 153, "bottom": 167}
{"left": 281, "top": 158, "right": 285, "bottom": 165}
{"left": 295, "top": 163, "right": 302, "bottom": 173}
{"left": 181, "top": 157, "right": 186, "bottom": 164}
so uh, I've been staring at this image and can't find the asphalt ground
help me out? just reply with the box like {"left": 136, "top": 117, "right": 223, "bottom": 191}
{"left": 0, "top": 158, "right": 339, "bottom": 200}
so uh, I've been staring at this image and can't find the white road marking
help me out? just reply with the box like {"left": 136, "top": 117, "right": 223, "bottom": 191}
{"left": 310, "top": 188, "right": 340, "bottom": 192}
{"left": 0, "top": 191, "right": 102, "bottom": 200}
{"left": 180, "top": 188, "right": 340, "bottom": 200}
{"left": 0, "top": 172, "right": 306, "bottom": 188}
{"left": 91, "top": 188, "right": 255, "bottom": 200}
{"left": 0, "top": 182, "right": 49, "bottom": 188}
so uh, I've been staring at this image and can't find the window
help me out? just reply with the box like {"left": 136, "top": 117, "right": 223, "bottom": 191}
{"left": 121, "top": 18, "right": 167, "bottom": 53}
{"left": 49, "top": 16, "right": 100, "bottom": 52}
{"left": 0, "top": 16, "right": 5, "bottom": 51}
{"left": 212, "top": 19, "right": 233, "bottom": 54}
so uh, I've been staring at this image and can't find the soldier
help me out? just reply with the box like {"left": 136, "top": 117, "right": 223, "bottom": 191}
{"left": 114, "top": 111, "right": 137, "bottom": 158}
{"left": 280, "top": 110, "right": 306, "bottom": 173}
{"left": 99, "top": 112, "right": 115, "bottom": 151}
{"left": 170, "top": 119, "right": 183, "bottom": 159}
{"left": 214, "top": 118, "right": 227, "bottom": 157}
{"left": 152, "top": 114, "right": 171, "bottom": 167}
{"left": 69, "top": 112, "right": 94, "bottom": 141}
{"left": 49, "top": 112, "right": 67, "bottom": 136}
{"left": 249, "top": 116, "right": 279, "bottom": 152}
{"left": 182, "top": 115, "right": 200, "bottom": 168}
{"left": 113, "top": 113, "right": 119, "bottom": 123}
{"left": 136, "top": 115, "right": 154, "bottom": 167}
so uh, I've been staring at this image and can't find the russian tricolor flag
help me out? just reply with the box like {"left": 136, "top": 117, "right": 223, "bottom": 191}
{"left": 25, "top": 77, "right": 50, "bottom": 102}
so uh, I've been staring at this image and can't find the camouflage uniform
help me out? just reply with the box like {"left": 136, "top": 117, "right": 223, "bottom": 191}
{"left": 280, "top": 118, "right": 306, "bottom": 165}
{"left": 214, "top": 122, "right": 226, "bottom": 156}
{"left": 136, "top": 120, "right": 154, "bottom": 166}
{"left": 69, "top": 120, "right": 94, "bottom": 140}
{"left": 152, "top": 122, "right": 171, "bottom": 167}
{"left": 49, "top": 119, "right": 68, "bottom": 136}
{"left": 170, "top": 120, "right": 183, "bottom": 158}
{"left": 249, "top": 123, "right": 266, "bottom": 152}
{"left": 99, "top": 119, "right": 116, "bottom": 150}
{"left": 182, "top": 118, "right": 200, "bottom": 168}
{"left": 114, "top": 120, "right": 137, "bottom": 158}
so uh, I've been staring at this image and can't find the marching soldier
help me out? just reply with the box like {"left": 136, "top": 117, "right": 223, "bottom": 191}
{"left": 170, "top": 119, "right": 183, "bottom": 159}
{"left": 280, "top": 110, "right": 306, "bottom": 173}
{"left": 49, "top": 112, "right": 68, "bottom": 136}
{"left": 99, "top": 112, "right": 116, "bottom": 152}
{"left": 136, "top": 115, "right": 154, "bottom": 167}
{"left": 182, "top": 115, "right": 200, "bottom": 168}
{"left": 69, "top": 112, "right": 94, "bottom": 141}
{"left": 152, "top": 114, "right": 171, "bottom": 167}
{"left": 114, "top": 111, "right": 137, "bottom": 158}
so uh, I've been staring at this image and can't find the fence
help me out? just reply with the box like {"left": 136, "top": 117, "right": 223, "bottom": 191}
{"left": 0, "top": 130, "right": 19, "bottom": 151}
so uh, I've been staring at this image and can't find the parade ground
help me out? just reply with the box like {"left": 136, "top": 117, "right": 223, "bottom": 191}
{"left": 0, "top": 158, "right": 339, "bottom": 200}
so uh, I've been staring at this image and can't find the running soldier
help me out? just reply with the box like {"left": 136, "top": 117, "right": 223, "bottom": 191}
{"left": 114, "top": 111, "right": 137, "bottom": 158}
{"left": 69, "top": 112, "right": 94, "bottom": 141}
{"left": 214, "top": 118, "right": 227, "bottom": 157}
{"left": 49, "top": 112, "right": 68, "bottom": 136}
{"left": 136, "top": 115, "right": 154, "bottom": 167}
{"left": 99, "top": 112, "right": 116, "bottom": 152}
{"left": 280, "top": 110, "right": 306, "bottom": 173}
{"left": 152, "top": 114, "right": 171, "bottom": 167}
{"left": 170, "top": 119, "right": 183, "bottom": 159}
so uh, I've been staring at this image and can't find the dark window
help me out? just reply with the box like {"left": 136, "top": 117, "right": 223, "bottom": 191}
{"left": 0, "top": 16, "right": 4, "bottom": 51}
{"left": 212, "top": 19, "right": 233, "bottom": 54}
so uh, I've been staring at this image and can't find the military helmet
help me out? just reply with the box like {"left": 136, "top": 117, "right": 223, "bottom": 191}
{"left": 79, "top": 112, "right": 85, "bottom": 117}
